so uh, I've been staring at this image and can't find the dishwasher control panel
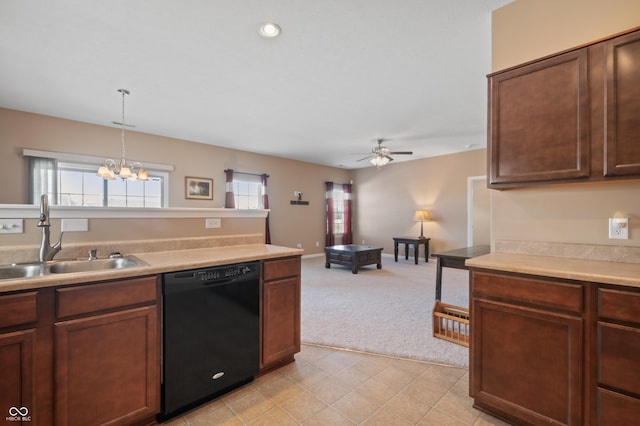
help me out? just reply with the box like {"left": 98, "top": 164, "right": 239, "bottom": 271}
{"left": 197, "top": 262, "right": 258, "bottom": 282}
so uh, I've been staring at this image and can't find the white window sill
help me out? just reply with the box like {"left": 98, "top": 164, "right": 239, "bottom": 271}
{"left": 0, "top": 205, "right": 269, "bottom": 219}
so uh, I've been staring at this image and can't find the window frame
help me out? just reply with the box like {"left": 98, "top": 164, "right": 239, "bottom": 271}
{"left": 24, "top": 149, "right": 172, "bottom": 208}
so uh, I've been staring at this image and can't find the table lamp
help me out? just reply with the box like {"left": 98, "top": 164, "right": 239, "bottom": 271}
{"left": 413, "top": 210, "right": 430, "bottom": 238}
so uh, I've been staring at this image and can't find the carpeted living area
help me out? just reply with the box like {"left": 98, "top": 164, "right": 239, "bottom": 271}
{"left": 301, "top": 253, "right": 471, "bottom": 367}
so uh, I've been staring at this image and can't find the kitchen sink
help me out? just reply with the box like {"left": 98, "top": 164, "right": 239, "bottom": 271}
{"left": 0, "top": 256, "right": 146, "bottom": 281}
{"left": 48, "top": 257, "right": 141, "bottom": 274}
{"left": 0, "top": 263, "right": 47, "bottom": 280}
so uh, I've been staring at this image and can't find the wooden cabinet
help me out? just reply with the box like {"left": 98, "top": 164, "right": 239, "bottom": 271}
{"left": 0, "top": 276, "right": 159, "bottom": 426}
{"left": 0, "top": 292, "right": 38, "bottom": 423}
{"left": 488, "top": 28, "right": 640, "bottom": 188}
{"left": 470, "top": 271, "right": 586, "bottom": 425}
{"left": 596, "top": 286, "right": 640, "bottom": 425}
{"left": 470, "top": 269, "right": 640, "bottom": 425}
{"left": 260, "top": 256, "right": 301, "bottom": 370}
{"left": 54, "top": 276, "right": 159, "bottom": 426}
{"left": 604, "top": 31, "right": 640, "bottom": 177}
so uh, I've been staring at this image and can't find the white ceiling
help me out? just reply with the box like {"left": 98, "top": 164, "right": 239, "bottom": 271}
{"left": 0, "top": 0, "right": 511, "bottom": 169}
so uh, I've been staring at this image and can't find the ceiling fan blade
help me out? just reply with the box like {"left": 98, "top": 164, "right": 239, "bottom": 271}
{"left": 356, "top": 155, "right": 373, "bottom": 162}
{"left": 389, "top": 151, "right": 413, "bottom": 155}
{"left": 384, "top": 155, "right": 394, "bottom": 162}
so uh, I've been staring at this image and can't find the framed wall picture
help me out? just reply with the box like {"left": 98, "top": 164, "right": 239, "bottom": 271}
{"left": 185, "top": 177, "right": 213, "bottom": 200}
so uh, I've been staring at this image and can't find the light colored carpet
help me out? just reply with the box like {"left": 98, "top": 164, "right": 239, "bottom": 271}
{"left": 301, "top": 254, "right": 470, "bottom": 367}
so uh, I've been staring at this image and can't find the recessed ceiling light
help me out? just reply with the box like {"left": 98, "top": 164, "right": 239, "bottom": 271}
{"left": 259, "top": 22, "right": 281, "bottom": 38}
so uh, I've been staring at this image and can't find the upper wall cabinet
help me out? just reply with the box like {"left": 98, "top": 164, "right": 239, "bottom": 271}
{"left": 605, "top": 31, "right": 640, "bottom": 177}
{"left": 488, "top": 28, "right": 640, "bottom": 189}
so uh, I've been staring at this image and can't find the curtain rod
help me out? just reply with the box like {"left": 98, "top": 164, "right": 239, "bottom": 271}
{"left": 224, "top": 169, "right": 269, "bottom": 178}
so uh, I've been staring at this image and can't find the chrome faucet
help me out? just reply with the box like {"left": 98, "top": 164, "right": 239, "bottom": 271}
{"left": 37, "top": 194, "right": 63, "bottom": 262}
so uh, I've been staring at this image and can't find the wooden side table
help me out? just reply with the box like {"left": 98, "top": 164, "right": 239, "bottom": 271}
{"left": 393, "top": 237, "right": 430, "bottom": 264}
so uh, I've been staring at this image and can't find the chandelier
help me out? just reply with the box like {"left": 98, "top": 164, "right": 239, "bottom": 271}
{"left": 96, "top": 89, "right": 148, "bottom": 181}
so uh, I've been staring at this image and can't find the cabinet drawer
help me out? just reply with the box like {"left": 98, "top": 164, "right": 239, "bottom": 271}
{"left": 598, "top": 388, "right": 640, "bottom": 426}
{"left": 472, "top": 272, "right": 583, "bottom": 313}
{"left": 263, "top": 257, "right": 300, "bottom": 281}
{"left": 598, "top": 322, "right": 640, "bottom": 395}
{"left": 56, "top": 276, "right": 158, "bottom": 319}
{"left": 599, "top": 287, "right": 640, "bottom": 324}
{"left": 0, "top": 292, "right": 37, "bottom": 329}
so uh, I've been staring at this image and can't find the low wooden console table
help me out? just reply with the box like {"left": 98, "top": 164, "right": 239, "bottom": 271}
{"left": 324, "top": 245, "right": 383, "bottom": 274}
{"left": 431, "top": 245, "right": 490, "bottom": 300}
{"left": 393, "top": 237, "right": 430, "bottom": 264}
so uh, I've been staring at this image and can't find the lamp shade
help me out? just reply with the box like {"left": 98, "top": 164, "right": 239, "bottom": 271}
{"left": 413, "top": 210, "right": 430, "bottom": 221}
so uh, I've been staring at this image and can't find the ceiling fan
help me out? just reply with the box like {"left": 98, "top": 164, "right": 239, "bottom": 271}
{"left": 357, "top": 139, "right": 413, "bottom": 167}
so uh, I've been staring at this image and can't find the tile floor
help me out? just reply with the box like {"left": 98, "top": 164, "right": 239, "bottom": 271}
{"left": 162, "top": 344, "right": 510, "bottom": 425}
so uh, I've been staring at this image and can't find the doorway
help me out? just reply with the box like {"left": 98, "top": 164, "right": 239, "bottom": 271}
{"left": 467, "top": 175, "right": 490, "bottom": 246}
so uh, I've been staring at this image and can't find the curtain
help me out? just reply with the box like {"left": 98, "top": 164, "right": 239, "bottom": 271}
{"left": 29, "top": 157, "right": 58, "bottom": 204}
{"left": 325, "top": 181, "right": 335, "bottom": 247}
{"left": 342, "top": 183, "right": 353, "bottom": 245}
{"left": 224, "top": 169, "right": 235, "bottom": 208}
{"left": 261, "top": 174, "right": 271, "bottom": 244}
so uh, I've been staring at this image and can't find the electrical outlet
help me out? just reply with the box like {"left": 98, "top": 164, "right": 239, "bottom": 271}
{"left": 315, "top": 241, "right": 319, "bottom": 247}
{"left": 362, "top": 239, "right": 365, "bottom": 245}
{"left": 608, "top": 217, "right": 629, "bottom": 239}
{"left": 296, "top": 243, "right": 302, "bottom": 249}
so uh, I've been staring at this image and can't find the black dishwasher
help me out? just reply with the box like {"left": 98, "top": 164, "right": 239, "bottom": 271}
{"left": 158, "top": 261, "right": 260, "bottom": 422}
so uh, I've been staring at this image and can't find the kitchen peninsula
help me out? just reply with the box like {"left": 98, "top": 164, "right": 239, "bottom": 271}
{"left": 0, "top": 234, "right": 302, "bottom": 426}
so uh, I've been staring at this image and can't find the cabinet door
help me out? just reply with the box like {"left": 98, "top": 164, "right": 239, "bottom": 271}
{"left": 488, "top": 49, "right": 590, "bottom": 187}
{"left": 0, "top": 329, "right": 35, "bottom": 423}
{"left": 604, "top": 30, "right": 640, "bottom": 176}
{"left": 472, "top": 298, "right": 584, "bottom": 425}
{"left": 262, "top": 277, "right": 300, "bottom": 366}
{"left": 54, "top": 306, "right": 159, "bottom": 426}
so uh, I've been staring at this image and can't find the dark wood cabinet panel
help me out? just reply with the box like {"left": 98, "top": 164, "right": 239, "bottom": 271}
{"left": 56, "top": 275, "right": 157, "bottom": 319}
{"left": 261, "top": 256, "right": 301, "bottom": 370}
{"left": 598, "top": 322, "right": 640, "bottom": 396}
{"left": 488, "top": 49, "right": 590, "bottom": 186}
{"left": 54, "top": 305, "right": 159, "bottom": 426}
{"left": 0, "top": 291, "right": 37, "bottom": 329}
{"left": 605, "top": 30, "right": 640, "bottom": 176}
{"left": 598, "top": 388, "right": 640, "bottom": 426}
{"left": 0, "top": 329, "right": 35, "bottom": 423}
{"left": 262, "top": 277, "right": 301, "bottom": 367}
{"left": 472, "top": 297, "right": 584, "bottom": 425}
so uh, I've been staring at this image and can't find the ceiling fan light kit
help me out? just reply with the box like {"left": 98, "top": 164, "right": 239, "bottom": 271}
{"left": 358, "top": 139, "right": 413, "bottom": 168}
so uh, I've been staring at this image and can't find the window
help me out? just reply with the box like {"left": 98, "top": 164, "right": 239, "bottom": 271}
{"left": 332, "top": 187, "right": 344, "bottom": 235}
{"left": 30, "top": 157, "right": 167, "bottom": 207}
{"left": 232, "top": 175, "right": 262, "bottom": 209}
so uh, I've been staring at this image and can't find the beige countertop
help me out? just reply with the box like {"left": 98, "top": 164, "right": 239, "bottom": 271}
{"left": 0, "top": 243, "right": 303, "bottom": 293}
{"left": 466, "top": 252, "right": 640, "bottom": 289}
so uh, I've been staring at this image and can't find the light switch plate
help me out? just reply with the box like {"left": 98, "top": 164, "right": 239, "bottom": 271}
{"left": 0, "top": 219, "right": 24, "bottom": 234}
{"left": 205, "top": 218, "right": 221, "bottom": 228}
{"left": 62, "top": 218, "right": 88, "bottom": 232}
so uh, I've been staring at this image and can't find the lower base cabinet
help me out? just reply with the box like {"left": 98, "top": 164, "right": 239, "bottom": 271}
{"left": 261, "top": 257, "right": 301, "bottom": 370}
{"left": 470, "top": 269, "right": 640, "bottom": 426}
{"left": 0, "top": 276, "right": 160, "bottom": 426}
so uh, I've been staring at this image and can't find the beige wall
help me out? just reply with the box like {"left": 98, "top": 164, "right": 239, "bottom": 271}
{"left": 490, "top": 0, "right": 640, "bottom": 248}
{"left": 0, "top": 108, "right": 349, "bottom": 253}
{"left": 351, "top": 149, "right": 487, "bottom": 254}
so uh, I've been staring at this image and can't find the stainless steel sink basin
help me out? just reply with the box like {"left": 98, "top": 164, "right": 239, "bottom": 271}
{"left": 0, "top": 263, "right": 47, "bottom": 280}
{"left": 0, "top": 256, "right": 146, "bottom": 280}
{"left": 48, "top": 257, "right": 142, "bottom": 274}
